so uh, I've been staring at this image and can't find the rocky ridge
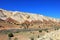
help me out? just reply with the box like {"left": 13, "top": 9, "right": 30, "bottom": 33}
{"left": 0, "top": 9, "right": 60, "bottom": 29}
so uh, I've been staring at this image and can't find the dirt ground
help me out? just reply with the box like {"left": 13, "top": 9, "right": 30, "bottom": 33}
{"left": 0, "top": 31, "right": 47, "bottom": 40}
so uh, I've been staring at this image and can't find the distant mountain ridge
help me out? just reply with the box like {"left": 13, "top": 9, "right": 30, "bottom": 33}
{"left": 0, "top": 9, "right": 60, "bottom": 23}
{"left": 0, "top": 9, "right": 60, "bottom": 30}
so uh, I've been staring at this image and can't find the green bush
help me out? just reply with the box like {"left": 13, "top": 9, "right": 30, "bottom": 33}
{"left": 39, "top": 30, "right": 42, "bottom": 32}
{"left": 8, "top": 33, "right": 14, "bottom": 37}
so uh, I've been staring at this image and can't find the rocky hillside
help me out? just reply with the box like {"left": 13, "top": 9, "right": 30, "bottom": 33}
{"left": 37, "top": 29, "right": 60, "bottom": 40}
{"left": 0, "top": 9, "right": 60, "bottom": 30}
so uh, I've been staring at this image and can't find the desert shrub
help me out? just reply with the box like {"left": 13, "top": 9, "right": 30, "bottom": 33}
{"left": 15, "top": 31, "right": 19, "bottom": 33}
{"left": 37, "top": 35, "right": 40, "bottom": 38}
{"left": 45, "top": 30, "right": 49, "bottom": 33}
{"left": 44, "top": 29, "right": 49, "bottom": 33}
{"left": 16, "top": 24, "right": 20, "bottom": 25}
{"left": 55, "top": 28, "right": 59, "bottom": 30}
{"left": 39, "top": 30, "right": 42, "bottom": 32}
{"left": 8, "top": 33, "right": 14, "bottom": 40}
{"left": 30, "top": 37, "right": 34, "bottom": 40}
{"left": 8, "top": 33, "right": 14, "bottom": 37}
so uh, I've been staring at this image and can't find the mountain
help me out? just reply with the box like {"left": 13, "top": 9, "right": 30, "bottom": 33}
{"left": 0, "top": 9, "right": 60, "bottom": 30}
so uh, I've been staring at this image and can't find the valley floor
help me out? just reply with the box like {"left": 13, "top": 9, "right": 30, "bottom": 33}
{"left": 0, "top": 26, "right": 60, "bottom": 40}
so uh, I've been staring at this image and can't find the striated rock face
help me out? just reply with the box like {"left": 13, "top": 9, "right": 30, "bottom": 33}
{"left": 0, "top": 9, "right": 60, "bottom": 29}
{"left": 0, "top": 9, "right": 60, "bottom": 23}
{"left": 37, "top": 29, "right": 60, "bottom": 40}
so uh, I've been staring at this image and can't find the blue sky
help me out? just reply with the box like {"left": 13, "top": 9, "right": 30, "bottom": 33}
{"left": 0, "top": 0, "right": 60, "bottom": 18}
